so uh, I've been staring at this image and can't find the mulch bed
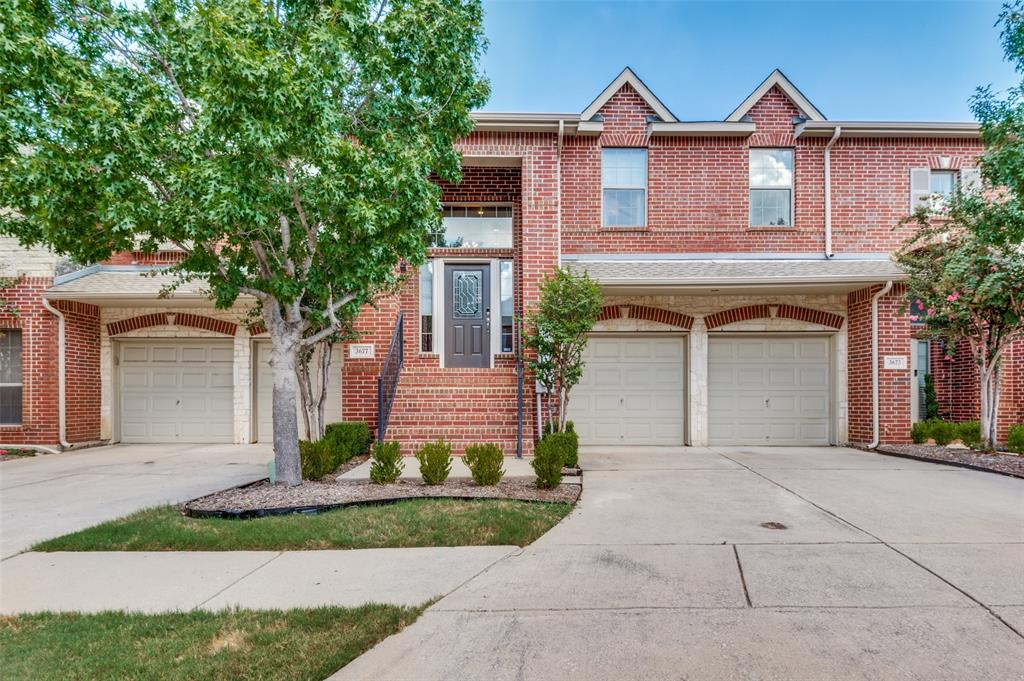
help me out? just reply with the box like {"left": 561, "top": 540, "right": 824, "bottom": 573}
{"left": 873, "top": 443, "right": 1024, "bottom": 479}
{"left": 184, "top": 476, "right": 581, "bottom": 518}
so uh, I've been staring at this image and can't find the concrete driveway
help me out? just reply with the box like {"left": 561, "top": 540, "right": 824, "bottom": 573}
{"left": 336, "top": 446, "right": 1024, "bottom": 681}
{"left": 0, "top": 443, "right": 269, "bottom": 558}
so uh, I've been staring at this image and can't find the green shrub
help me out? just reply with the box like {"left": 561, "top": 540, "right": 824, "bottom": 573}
{"left": 532, "top": 437, "right": 563, "bottom": 489}
{"left": 540, "top": 431, "right": 578, "bottom": 469}
{"left": 911, "top": 420, "right": 934, "bottom": 444}
{"left": 415, "top": 439, "right": 453, "bottom": 485}
{"left": 369, "top": 441, "right": 404, "bottom": 484}
{"left": 464, "top": 444, "right": 505, "bottom": 486}
{"left": 930, "top": 420, "right": 956, "bottom": 445}
{"left": 300, "top": 439, "right": 337, "bottom": 481}
{"left": 954, "top": 421, "right": 981, "bottom": 448}
{"left": 1007, "top": 424, "right": 1024, "bottom": 454}
{"left": 324, "top": 421, "right": 372, "bottom": 462}
{"left": 922, "top": 374, "right": 942, "bottom": 420}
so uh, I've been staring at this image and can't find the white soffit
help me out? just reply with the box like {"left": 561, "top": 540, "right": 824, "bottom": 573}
{"left": 726, "top": 69, "right": 825, "bottom": 122}
{"left": 580, "top": 67, "right": 678, "bottom": 123}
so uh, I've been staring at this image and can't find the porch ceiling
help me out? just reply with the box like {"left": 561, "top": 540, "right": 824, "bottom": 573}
{"left": 565, "top": 256, "right": 906, "bottom": 296}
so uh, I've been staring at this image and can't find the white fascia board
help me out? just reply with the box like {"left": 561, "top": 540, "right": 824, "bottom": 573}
{"left": 795, "top": 120, "right": 980, "bottom": 139}
{"left": 580, "top": 67, "right": 677, "bottom": 123}
{"left": 726, "top": 69, "right": 825, "bottom": 122}
{"left": 648, "top": 121, "right": 756, "bottom": 137}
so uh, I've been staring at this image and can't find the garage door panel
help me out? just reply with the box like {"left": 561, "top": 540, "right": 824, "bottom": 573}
{"left": 119, "top": 341, "right": 234, "bottom": 443}
{"left": 708, "top": 336, "right": 830, "bottom": 446}
{"left": 567, "top": 336, "right": 685, "bottom": 446}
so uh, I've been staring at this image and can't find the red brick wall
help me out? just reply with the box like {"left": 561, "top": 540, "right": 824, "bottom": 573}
{"left": 0, "top": 277, "right": 59, "bottom": 445}
{"left": 56, "top": 300, "right": 101, "bottom": 442}
{"left": 847, "top": 284, "right": 913, "bottom": 445}
{"left": 930, "top": 337, "right": 1024, "bottom": 442}
{"left": 560, "top": 85, "right": 982, "bottom": 255}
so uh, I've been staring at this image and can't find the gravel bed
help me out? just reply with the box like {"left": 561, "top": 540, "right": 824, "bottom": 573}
{"left": 185, "top": 476, "right": 580, "bottom": 515}
{"left": 874, "top": 444, "right": 1024, "bottom": 478}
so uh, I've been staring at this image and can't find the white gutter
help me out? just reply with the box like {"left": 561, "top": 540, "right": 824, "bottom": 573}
{"left": 40, "top": 297, "right": 72, "bottom": 449}
{"left": 823, "top": 126, "right": 841, "bottom": 259}
{"left": 868, "top": 280, "right": 894, "bottom": 449}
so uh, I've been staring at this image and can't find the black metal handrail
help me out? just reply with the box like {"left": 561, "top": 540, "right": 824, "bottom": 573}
{"left": 377, "top": 312, "right": 404, "bottom": 442}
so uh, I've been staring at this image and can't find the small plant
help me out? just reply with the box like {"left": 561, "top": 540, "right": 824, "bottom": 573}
{"left": 922, "top": 374, "right": 942, "bottom": 421}
{"left": 911, "top": 421, "right": 930, "bottom": 444}
{"left": 1007, "top": 424, "right": 1024, "bottom": 454}
{"left": 299, "top": 439, "right": 335, "bottom": 481}
{"left": 541, "top": 431, "right": 578, "bottom": 470}
{"left": 464, "top": 444, "right": 505, "bottom": 486}
{"left": 532, "top": 437, "right": 564, "bottom": 489}
{"left": 930, "top": 420, "right": 956, "bottom": 446}
{"left": 415, "top": 439, "right": 453, "bottom": 485}
{"left": 324, "top": 421, "right": 372, "bottom": 462}
{"left": 954, "top": 421, "right": 981, "bottom": 448}
{"left": 369, "top": 441, "right": 404, "bottom": 484}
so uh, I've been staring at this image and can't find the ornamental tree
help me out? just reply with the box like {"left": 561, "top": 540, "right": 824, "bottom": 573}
{"left": 0, "top": 0, "right": 488, "bottom": 485}
{"left": 525, "top": 268, "right": 603, "bottom": 434}
{"left": 897, "top": 193, "right": 1024, "bottom": 449}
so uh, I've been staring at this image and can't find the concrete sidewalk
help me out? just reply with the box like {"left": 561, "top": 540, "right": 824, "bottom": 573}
{"left": 0, "top": 546, "right": 517, "bottom": 614}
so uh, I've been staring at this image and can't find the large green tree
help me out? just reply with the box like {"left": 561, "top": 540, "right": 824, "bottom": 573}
{"left": 971, "top": 0, "right": 1024, "bottom": 244}
{"left": 0, "top": 0, "right": 488, "bottom": 485}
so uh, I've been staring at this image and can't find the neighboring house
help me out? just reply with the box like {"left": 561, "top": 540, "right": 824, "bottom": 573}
{"left": 2, "top": 68, "right": 1021, "bottom": 452}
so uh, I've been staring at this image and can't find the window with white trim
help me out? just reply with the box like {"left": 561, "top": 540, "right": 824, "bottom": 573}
{"left": 500, "top": 260, "right": 513, "bottom": 353}
{"left": 0, "top": 330, "right": 23, "bottom": 424}
{"left": 602, "top": 148, "right": 647, "bottom": 227}
{"left": 749, "top": 148, "right": 794, "bottom": 227}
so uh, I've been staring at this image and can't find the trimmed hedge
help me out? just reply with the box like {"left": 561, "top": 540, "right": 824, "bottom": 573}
{"left": 1008, "top": 425, "right": 1024, "bottom": 454}
{"left": 324, "top": 422, "right": 372, "bottom": 459}
{"left": 369, "top": 441, "right": 404, "bottom": 484}
{"left": 539, "top": 421, "right": 579, "bottom": 468}
{"left": 415, "top": 439, "right": 453, "bottom": 485}
{"left": 299, "top": 421, "right": 373, "bottom": 481}
{"left": 300, "top": 439, "right": 336, "bottom": 481}
{"left": 464, "top": 444, "right": 505, "bottom": 486}
{"left": 532, "top": 437, "right": 564, "bottom": 489}
{"left": 910, "top": 420, "right": 982, "bottom": 448}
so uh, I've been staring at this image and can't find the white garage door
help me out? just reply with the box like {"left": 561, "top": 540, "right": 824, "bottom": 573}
{"left": 708, "top": 336, "right": 830, "bottom": 446}
{"left": 566, "top": 336, "right": 685, "bottom": 445}
{"left": 254, "top": 341, "right": 343, "bottom": 442}
{"left": 119, "top": 341, "right": 234, "bottom": 443}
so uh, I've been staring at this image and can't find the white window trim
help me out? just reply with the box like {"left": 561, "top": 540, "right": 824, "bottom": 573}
{"left": 601, "top": 148, "right": 649, "bottom": 229}
{"left": 0, "top": 329, "right": 23, "bottom": 425}
{"left": 749, "top": 148, "right": 795, "bottom": 228}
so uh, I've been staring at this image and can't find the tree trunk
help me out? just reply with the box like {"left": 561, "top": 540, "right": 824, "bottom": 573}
{"left": 265, "top": 313, "right": 304, "bottom": 487}
{"left": 296, "top": 340, "right": 334, "bottom": 442}
{"left": 980, "top": 360, "right": 1002, "bottom": 450}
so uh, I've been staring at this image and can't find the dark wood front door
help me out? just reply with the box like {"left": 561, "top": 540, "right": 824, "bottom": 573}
{"left": 444, "top": 264, "right": 490, "bottom": 368}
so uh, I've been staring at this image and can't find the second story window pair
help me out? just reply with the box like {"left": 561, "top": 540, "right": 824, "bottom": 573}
{"left": 749, "top": 148, "right": 794, "bottom": 227}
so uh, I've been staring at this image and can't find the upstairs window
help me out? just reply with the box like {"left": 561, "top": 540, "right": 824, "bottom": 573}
{"left": 749, "top": 148, "right": 794, "bottom": 227}
{"left": 0, "top": 330, "right": 22, "bottom": 424}
{"left": 910, "top": 167, "right": 981, "bottom": 213}
{"left": 929, "top": 170, "right": 958, "bottom": 199}
{"left": 431, "top": 206, "right": 513, "bottom": 249}
{"left": 602, "top": 148, "right": 647, "bottom": 227}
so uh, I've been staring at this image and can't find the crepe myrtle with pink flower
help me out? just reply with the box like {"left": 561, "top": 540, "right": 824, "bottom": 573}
{"left": 897, "top": 189, "right": 1024, "bottom": 449}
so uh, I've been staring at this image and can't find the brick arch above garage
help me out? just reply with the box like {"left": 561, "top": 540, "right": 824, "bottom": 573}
{"left": 598, "top": 304, "right": 694, "bottom": 330}
{"left": 704, "top": 304, "right": 844, "bottom": 331}
{"left": 106, "top": 312, "right": 237, "bottom": 336}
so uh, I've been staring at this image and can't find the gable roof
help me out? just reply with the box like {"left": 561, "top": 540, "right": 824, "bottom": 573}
{"left": 726, "top": 69, "right": 825, "bottom": 122}
{"left": 580, "top": 67, "right": 677, "bottom": 123}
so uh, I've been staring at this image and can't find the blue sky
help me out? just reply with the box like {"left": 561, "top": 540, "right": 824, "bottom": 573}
{"left": 478, "top": 1, "right": 1020, "bottom": 121}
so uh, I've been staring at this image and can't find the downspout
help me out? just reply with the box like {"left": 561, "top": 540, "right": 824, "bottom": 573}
{"left": 868, "top": 280, "right": 894, "bottom": 449}
{"left": 40, "top": 297, "right": 72, "bottom": 450}
{"left": 823, "top": 125, "right": 841, "bottom": 259}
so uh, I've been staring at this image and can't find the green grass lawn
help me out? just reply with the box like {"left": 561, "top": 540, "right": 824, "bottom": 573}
{"left": 0, "top": 604, "right": 424, "bottom": 681}
{"left": 34, "top": 498, "right": 573, "bottom": 552}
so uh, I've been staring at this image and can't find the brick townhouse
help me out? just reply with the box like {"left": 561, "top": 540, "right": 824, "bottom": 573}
{"left": 2, "top": 68, "right": 1021, "bottom": 453}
